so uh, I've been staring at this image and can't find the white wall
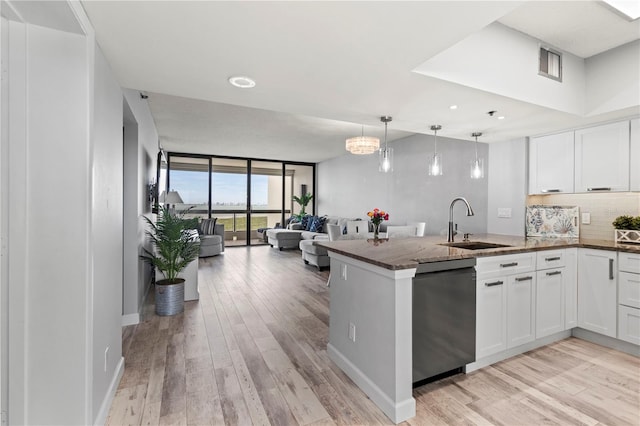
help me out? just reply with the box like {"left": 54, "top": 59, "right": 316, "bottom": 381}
{"left": 318, "top": 134, "right": 489, "bottom": 236}
{"left": 91, "top": 45, "right": 124, "bottom": 423}
{"left": 0, "top": 15, "right": 8, "bottom": 422}
{"left": 122, "top": 88, "right": 159, "bottom": 324}
{"left": 415, "top": 22, "right": 586, "bottom": 115}
{"left": 487, "top": 138, "right": 527, "bottom": 236}
{"left": 586, "top": 40, "right": 640, "bottom": 116}
{"left": 23, "top": 24, "right": 90, "bottom": 425}
{"left": 2, "top": 3, "right": 127, "bottom": 423}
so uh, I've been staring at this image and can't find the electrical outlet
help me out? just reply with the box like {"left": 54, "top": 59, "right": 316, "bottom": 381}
{"left": 104, "top": 346, "right": 109, "bottom": 372}
{"left": 348, "top": 322, "right": 356, "bottom": 342}
{"left": 582, "top": 212, "right": 591, "bottom": 224}
{"left": 497, "top": 208, "right": 512, "bottom": 218}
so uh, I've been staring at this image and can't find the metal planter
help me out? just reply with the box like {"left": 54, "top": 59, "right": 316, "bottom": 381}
{"left": 155, "top": 279, "right": 185, "bottom": 316}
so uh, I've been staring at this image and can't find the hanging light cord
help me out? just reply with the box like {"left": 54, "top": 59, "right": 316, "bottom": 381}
{"left": 384, "top": 121, "right": 388, "bottom": 149}
{"left": 472, "top": 132, "right": 482, "bottom": 160}
{"left": 474, "top": 135, "right": 478, "bottom": 159}
{"left": 434, "top": 128, "right": 438, "bottom": 153}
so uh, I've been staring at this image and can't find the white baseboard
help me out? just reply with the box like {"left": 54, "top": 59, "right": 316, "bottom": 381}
{"left": 572, "top": 328, "right": 640, "bottom": 357}
{"left": 121, "top": 313, "right": 140, "bottom": 326}
{"left": 122, "top": 279, "right": 154, "bottom": 326}
{"left": 327, "top": 343, "right": 415, "bottom": 424}
{"left": 94, "top": 356, "right": 124, "bottom": 425}
{"left": 466, "top": 330, "right": 572, "bottom": 373}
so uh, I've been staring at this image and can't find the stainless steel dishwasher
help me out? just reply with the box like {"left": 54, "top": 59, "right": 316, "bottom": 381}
{"left": 412, "top": 258, "right": 476, "bottom": 386}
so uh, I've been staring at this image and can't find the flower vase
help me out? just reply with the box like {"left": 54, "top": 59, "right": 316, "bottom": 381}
{"left": 373, "top": 223, "right": 380, "bottom": 240}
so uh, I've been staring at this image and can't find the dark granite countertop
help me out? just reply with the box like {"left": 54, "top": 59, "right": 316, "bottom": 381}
{"left": 316, "top": 233, "right": 640, "bottom": 270}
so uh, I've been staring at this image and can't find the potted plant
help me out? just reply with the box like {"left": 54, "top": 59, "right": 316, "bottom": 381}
{"left": 141, "top": 206, "right": 200, "bottom": 315}
{"left": 292, "top": 192, "right": 314, "bottom": 221}
{"left": 612, "top": 215, "right": 640, "bottom": 245}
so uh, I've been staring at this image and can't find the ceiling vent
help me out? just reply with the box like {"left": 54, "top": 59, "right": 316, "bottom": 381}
{"left": 539, "top": 46, "right": 562, "bottom": 82}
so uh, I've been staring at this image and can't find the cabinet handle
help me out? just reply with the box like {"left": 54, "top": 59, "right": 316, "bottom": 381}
{"left": 541, "top": 189, "right": 561, "bottom": 193}
{"left": 587, "top": 187, "right": 611, "bottom": 191}
{"left": 485, "top": 280, "right": 504, "bottom": 287}
{"left": 545, "top": 256, "right": 561, "bottom": 261}
{"left": 500, "top": 262, "right": 518, "bottom": 268}
{"left": 609, "top": 259, "right": 614, "bottom": 280}
{"left": 546, "top": 271, "right": 562, "bottom": 276}
{"left": 515, "top": 276, "right": 533, "bottom": 282}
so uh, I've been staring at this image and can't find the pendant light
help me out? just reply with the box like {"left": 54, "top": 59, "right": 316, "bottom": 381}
{"left": 428, "top": 125, "right": 443, "bottom": 176}
{"left": 470, "top": 132, "right": 485, "bottom": 179}
{"left": 379, "top": 116, "right": 393, "bottom": 173}
{"left": 346, "top": 126, "right": 380, "bottom": 155}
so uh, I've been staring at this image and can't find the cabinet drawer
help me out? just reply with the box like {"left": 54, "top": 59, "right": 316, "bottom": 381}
{"left": 618, "top": 305, "right": 640, "bottom": 345}
{"left": 618, "top": 252, "right": 640, "bottom": 274}
{"left": 619, "top": 271, "right": 640, "bottom": 308}
{"left": 476, "top": 253, "right": 536, "bottom": 277}
{"left": 537, "top": 249, "right": 566, "bottom": 270}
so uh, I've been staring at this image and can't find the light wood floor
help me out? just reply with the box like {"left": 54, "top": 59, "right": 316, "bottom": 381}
{"left": 107, "top": 246, "right": 640, "bottom": 426}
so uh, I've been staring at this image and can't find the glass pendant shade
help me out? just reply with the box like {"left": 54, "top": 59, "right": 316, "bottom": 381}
{"left": 470, "top": 158, "right": 484, "bottom": 179}
{"left": 428, "top": 124, "right": 443, "bottom": 176}
{"left": 428, "top": 152, "right": 443, "bottom": 176}
{"left": 379, "top": 147, "right": 393, "bottom": 172}
{"left": 470, "top": 132, "right": 484, "bottom": 179}
{"left": 378, "top": 116, "right": 393, "bottom": 173}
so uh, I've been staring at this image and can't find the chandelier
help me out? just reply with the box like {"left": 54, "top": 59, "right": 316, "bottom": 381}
{"left": 346, "top": 126, "right": 380, "bottom": 155}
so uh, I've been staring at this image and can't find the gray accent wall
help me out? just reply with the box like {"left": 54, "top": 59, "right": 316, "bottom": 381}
{"left": 487, "top": 137, "right": 527, "bottom": 236}
{"left": 318, "top": 133, "right": 489, "bottom": 237}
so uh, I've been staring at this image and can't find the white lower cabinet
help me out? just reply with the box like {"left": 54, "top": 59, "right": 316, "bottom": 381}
{"left": 618, "top": 306, "right": 640, "bottom": 345}
{"left": 578, "top": 248, "right": 617, "bottom": 338}
{"left": 535, "top": 248, "right": 577, "bottom": 338}
{"left": 618, "top": 252, "right": 640, "bottom": 345}
{"left": 476, "top": 275, "right": 507, "bottom": 358}
{"left": 536, "top": 268, "right": 564, "bottom": 338}
{"left": 507, "top": 273, "right": 536, "bottom": 347}
{"left": 564, "top": 248, "right": 578, "bottom": 329}
{"left": 476, "top": 253, "right": 535, "bottom": 358}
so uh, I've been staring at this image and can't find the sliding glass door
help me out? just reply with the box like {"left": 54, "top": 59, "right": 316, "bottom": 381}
{"left": 211, "top": 158, "right": 248, "bottom": 246}
{"left": 166, "top": 153, "right": 315, "bottom": 246}
{"left": 250, "top": 161, "right": 282, "bottom": 245}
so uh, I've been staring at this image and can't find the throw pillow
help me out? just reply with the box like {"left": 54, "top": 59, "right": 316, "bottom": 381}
{"left": 309, "top": 216, "right": 326, "bottom": 233}
{"left": 300, "top": 215, "right": 312, "bottom": 230}
{"left": 305, "top": 215, "right": 317, "bottom": 231}
{"left": 199, "top": 218, "right": 217, "bottom": 235}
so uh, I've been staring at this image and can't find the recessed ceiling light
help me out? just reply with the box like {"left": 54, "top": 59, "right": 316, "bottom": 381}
{"left": 449, "top": 105, "right": 458, "bottom": 110}
{"left": 497, "top": 116, "right": 505, "bottom": 120}
{"left": 228, "top": 76, "right": 256, "bottom": 89}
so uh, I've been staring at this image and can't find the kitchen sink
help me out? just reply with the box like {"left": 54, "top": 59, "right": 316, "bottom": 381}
{"left": 439, "top": 241, "right": 512, "bottom": 250}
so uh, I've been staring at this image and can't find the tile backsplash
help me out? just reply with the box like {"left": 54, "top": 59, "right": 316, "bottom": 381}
{"left": 527, "top": 193, "right": 640, "bottom": 241}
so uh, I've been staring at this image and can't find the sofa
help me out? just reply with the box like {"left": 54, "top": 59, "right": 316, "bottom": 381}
{"left": 198, "top": 219, "right": 225, "bottom": 257}
{"left": 266, "top": 215, "right": 360, "bottom": 250}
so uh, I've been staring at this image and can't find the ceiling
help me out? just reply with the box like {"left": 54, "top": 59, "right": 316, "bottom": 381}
{"left": 81, "top": 1, "right": 640, "bottom": 163}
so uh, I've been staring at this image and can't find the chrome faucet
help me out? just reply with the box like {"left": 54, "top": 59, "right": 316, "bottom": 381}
{"left": 448, "top": 197, "right": 475, "bottom": 242}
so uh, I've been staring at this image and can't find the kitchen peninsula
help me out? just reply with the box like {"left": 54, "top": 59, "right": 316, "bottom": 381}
{"left": 317, "top": 234, "right": 640, "bottom": 424}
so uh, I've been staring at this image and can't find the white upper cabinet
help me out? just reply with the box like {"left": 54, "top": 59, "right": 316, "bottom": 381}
{"left": 529, "top": 131, "right": 574, "bottom": 195}
{"left": 574, "top": 121, "right": 630, "bottom": 192}
{"left": 630, "top": 118, "right": 639, "bottom": 191}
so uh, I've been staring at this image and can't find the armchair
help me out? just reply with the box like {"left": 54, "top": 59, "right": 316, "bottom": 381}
{"left": 199, "top": 222, "right": 225, "bottom": 257}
